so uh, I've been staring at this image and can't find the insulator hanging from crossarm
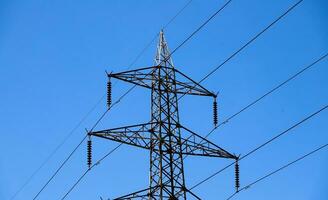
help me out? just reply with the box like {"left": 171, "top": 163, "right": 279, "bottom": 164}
{"left": 213, "top": 96, "right": 218, "bottom": 126}
{"left": 235, "top": 158, "right": 240, "bottom": 192}
{"left": 87, "top": 138, "right": 92, "bottom": 169}
{"left": 107, "top": 78, "right": 112, "bottom": 109}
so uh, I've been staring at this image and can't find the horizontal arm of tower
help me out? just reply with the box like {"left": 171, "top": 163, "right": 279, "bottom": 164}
{"left": 174, "top": 68, "right": 215, "bottom": 97}
{"left": 178, "top": 124, "right": 237, "bottom": 159}
{"left": 108, "top": 66, "right": 215, "bottom": 97}
{"left": 88, "top": 122, "right": 154, "bottom": 150}
{"left": 89, "top": 122, "right": 236, "bottom": 159}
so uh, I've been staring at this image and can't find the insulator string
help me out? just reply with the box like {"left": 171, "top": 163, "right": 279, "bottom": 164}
{"left": 87, "top": 139, "right": 92, "bottom": 169}
{"left": 235, "top": 159, "right": 240, "bottom": 192}
{"left": 107, "top": 79, "right": 112, "bottom": 108}
{"left": 213, "top": 97, "right": 218, "bottom": 126}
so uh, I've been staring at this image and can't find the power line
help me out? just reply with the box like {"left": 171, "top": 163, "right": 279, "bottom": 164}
{"left": 8, "top": 95, "right": 105, "bottom": 200}
{"left": 225, "top": 143, "right": 328, "bottom": 200}
{"left": 60, "top": 144, "right": 123, "bottom": 200}
{"left": 32, "top": 135, "right": 87, "bottom": 200}
{"left": 178, "top": 51, "right": 328, "bottom": 168}
{"left": 178, "top": 0, "right": 304, "bottom": 100}
{"left": 31, "top": 83, "right": 140, "bottom": 199}
{"left": 32, "top": 106, "right": 112, "bottom": 200}
{"left": 169, "top": 0, "right": 232, "bottom": 57}
{"left": 203, "top": 51, "right": 328, "bottom": 139}
{"left": 190, "top": 104, "right": 328, "bottom": 190}
{"left": 32, "top": 80, "right": 147, "bottom": 200}
{"left": 163, "top": 0, "right": 193, "bottom": 30}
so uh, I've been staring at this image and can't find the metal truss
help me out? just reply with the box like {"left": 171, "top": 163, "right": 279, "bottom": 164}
{"left": 89, "top": 30, "right": 237, "bottom": 199}
{"left": 89, "top": 122, "right": 235, "bottom": 159}
{"left": 109, "top": 66, "right": 215, "bottom": 97}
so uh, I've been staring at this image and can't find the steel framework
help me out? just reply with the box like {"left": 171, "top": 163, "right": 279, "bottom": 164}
{"left": 88, "top": 31, "right": 238, "bottom": 199}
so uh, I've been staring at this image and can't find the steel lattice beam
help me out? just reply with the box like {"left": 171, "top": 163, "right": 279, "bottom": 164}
{"left": 89, "top": 122, "right": 235, "bottom": 159}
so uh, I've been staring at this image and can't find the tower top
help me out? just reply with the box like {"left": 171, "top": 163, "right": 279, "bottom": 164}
{"left": 154, "top": 30, "right": 174, "bottom": 68}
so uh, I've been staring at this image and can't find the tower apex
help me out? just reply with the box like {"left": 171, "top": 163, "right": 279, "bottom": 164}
{"left": 155, "top": 30, "right": 174, "bottom": 67}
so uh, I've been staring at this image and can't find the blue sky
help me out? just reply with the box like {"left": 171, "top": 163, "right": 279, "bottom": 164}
{"left": 0, "top": 0, "right": 327, "bottom": 199}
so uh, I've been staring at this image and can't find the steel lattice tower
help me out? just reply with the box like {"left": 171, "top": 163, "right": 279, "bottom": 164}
{"left": 88, "top": 31, "right": 239, "bottom": 200}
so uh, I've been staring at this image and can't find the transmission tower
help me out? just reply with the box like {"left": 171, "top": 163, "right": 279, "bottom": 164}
{"left": 87, "top": 30, "right": 239, "bottom": 199}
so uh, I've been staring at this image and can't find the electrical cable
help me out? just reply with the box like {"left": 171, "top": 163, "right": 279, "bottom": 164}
{"left": 178, "top": 0, "right": 304, "bottom": 100}
{"left": 225, "top": 143, "right": 328, "bottom": 200}
{"left": 32, "top": 106, "right": 112, "bottom": 200}
{"left": 8, "top": 95, "right": 105, "bottom": 200}
{"left": 189, "top": 104, "right": 328, "bottom": 190}
{"left": 203, "top": 51, "right": 328, "bottom": 139}
{"left": 32, "top": 80, "right": 140, "bottom": 199}
{"left": 60, "top": 144, "right": 123, "bottom": 200}
{"left": 169, "top": 0, "right": 232, "bottom": 57}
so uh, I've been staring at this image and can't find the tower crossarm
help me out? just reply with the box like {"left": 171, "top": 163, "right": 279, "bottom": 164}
{"left": 178, "top": 124, "right": 237, "bottom": 159}
{"left": 109, "top": 66, "right": 215, "bottom": 97}
{"left": 88, "top": 122, "right": 155, "bottom": 150}
{"left": 89, "top": 121, "right": 236, "bottom": 160}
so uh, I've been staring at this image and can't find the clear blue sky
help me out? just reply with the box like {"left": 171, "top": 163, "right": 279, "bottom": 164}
{"left": 0, "top": 0, "right": 327, "bottom": 200}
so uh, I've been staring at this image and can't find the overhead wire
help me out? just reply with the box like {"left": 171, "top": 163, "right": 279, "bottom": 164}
{"left": 189, "top": 104, "right": 328, "bottom": 190}
{"left": 225, "top": 143, "right": 328, "bottom": 200}
{"left": 203, "top": 51, "right": 328, "bottom": 139}
{"left": 8, "top": 95, "right": 105, "bottom": 200}
{"left": 177, "top": 0, "right": 304, "bottom": 101}
{"left": 169, "top": 0, "right": 232, "bottom": 57}
{"left": 60, "top": 144, "right": 123, "bottom": 200}
{"left": 32, "top": 104, "right": 112, "bottom": 200}
{"left": 179, "top": 51, "right": 328, "bottom": 167}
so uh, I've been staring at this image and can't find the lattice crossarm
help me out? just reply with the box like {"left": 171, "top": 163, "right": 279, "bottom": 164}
{"left": 89, "top": 122, "right": 155, "bottom": 150}
{"left": 179, "top": 125, "right": 237, "bottom": 159}
{"left": 107, "top": 66, "right": 216, "bottom": 97}
{"left": 109, "top": 66, "right": 157, "bottom": 90}
{"left": 173, "top": 68, "right": 216, "bottom": 97}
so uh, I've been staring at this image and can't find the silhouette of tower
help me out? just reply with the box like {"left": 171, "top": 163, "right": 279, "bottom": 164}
{"left": 88, "top": 30, "right": 238, "bottom": 199}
